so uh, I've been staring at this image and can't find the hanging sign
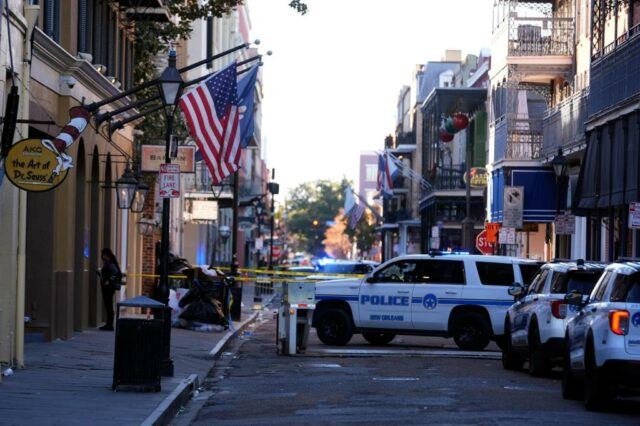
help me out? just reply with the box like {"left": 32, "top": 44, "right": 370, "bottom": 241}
{"left": 159, "top": 163, "right": 180, "bottom": 198}
{"left": 629, "top": 203, "right": 640, "bottom": 229}
{"left": 141, "top": 145, "right": 195, "bottom": 173}
{"left": 3, "top": 139, "right": 69, "bottom": 192}
{"left": 503, "top": 186, "right": 524, "bottom": 229}
{"left": 499, "top": 227, "right": 517, "bottom": 245}
{"left": 464, "top": 167, "right": 488, "bottom": 188}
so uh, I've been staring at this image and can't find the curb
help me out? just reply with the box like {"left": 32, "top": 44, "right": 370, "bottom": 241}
{"left": 141, "top": 311, "right": 261, "bottom": 426}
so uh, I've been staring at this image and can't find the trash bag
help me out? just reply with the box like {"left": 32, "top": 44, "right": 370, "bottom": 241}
{"left": 178, "top": 280, "right": 228, "bottom": 327}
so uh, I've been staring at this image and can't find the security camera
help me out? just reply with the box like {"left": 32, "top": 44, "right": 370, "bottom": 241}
{"left": 61, "top": 76, "right": 77, "bottom": 89}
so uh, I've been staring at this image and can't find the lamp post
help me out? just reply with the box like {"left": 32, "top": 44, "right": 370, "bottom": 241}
{"left": 130, "top": 178, "right": 149, "bottom": 214}
{"left": 267, "top": 176, "right": 279, "bottom": 269}
{"left": 115, "top": 163, "right": 138, "bottom": 210}
{"left": 218, "top": 225, "right": 231, "bottom": 264}
{"left": 156, "top": 49, "right": 183, "bottom": 377}
{"left": 551, "top": 147, "right": 569, "bottom": 259}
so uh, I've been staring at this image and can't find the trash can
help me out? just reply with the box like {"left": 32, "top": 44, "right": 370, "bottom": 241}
{"left": 112, "top": 296, "right": 165, "bottom": 392}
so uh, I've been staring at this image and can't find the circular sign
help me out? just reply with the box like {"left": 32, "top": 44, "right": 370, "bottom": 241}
{"left": 423, "top": 294, "right": 438, "bottom": 310}
{"left": 463, "top": 167, "right": 488, "bottom": 188}
{"left": 475, "top": 230, "right": 493, "bottom": 255}
{"left": 3, "top": 139, "right": 68, "bottom": 192}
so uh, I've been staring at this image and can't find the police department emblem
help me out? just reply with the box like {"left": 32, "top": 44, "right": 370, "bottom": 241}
{"left": 423, "top": 294, "right": 438, "bottom": 310}
{"left": 632, "top": 312, "right": 640, "bottom": 328}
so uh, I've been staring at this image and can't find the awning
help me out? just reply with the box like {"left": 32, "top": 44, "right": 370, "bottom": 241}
{"left": 491, "top": 167, "right": 561, "bottom": 223}
{"left": 575, "top": 112, "right": 640, "bottom": 211}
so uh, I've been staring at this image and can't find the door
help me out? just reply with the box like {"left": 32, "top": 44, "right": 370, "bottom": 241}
{"left": 411, "top": 259, "right": 466, "bottom": 332}
{"left": 358, "top": 259, "right": 417, "bottom": 330}
{"left": 510, "top": 268, "right": 549, "bottom": 349}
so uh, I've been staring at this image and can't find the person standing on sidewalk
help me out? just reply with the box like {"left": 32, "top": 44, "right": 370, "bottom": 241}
{"left": 97, "top": 248, "right": 121, "bottom": 331}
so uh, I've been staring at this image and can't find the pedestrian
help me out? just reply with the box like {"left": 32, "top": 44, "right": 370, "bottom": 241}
{"left": 97, "top": 248, "right": 122, "bottom": 331}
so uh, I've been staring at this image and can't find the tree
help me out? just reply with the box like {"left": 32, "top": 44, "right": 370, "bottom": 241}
{"left": 344, "top": 209, "right": 378, "bottom": 257}
{"left": 286, "top": 179, "right": 350, "bottom": 255}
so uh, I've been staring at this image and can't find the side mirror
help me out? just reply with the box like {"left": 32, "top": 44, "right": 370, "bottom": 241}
{"left": 564, "top": 291, "right": 587, "bottom": 307}
{"left": 507, "top": 283, "right": 525, "bottom": 298}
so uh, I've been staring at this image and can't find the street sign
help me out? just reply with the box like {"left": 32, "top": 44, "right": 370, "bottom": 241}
{"left": 475, "top": 230, "right": 493, "bottom": 255}
{"left": 555, "top": 214, "right": 576, "bottom": 235}
{"left": 503, "top": 186, "right": 524, "bottom": 229}
{"left": 271, "top": 245, "right": 282, "bottom": 259}
{"left": 486, "top": 222, "right": 500, "bottom": 244}
{"left": 499, "top": 227, "right": 516, "bottom": 245}
{"left": 159, "top": 163, "right": 180, "bottom": 198}
{"left": 430, "top": 237, "right": 440, "bottom": 250}
{"left": 431, "top": 226, "right": 440, "bottom": 238}
{"left": 630, "top": 203, "right": 640, "bottom": 229}
{"left": 141, "top": 145, "right": 195, "bottom": 172}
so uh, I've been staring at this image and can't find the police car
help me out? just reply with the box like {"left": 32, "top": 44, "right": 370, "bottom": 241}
{"left": 501, "top": 260, "right": 605, "bottom": 376}
{"left": 312, "top": 254, "right": 541, "bottom": 350}
{"left": 561, "top": 260, "right": 640, "bottom": 411}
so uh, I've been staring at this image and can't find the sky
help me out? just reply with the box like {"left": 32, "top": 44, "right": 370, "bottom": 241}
{"left": 248, "top": 0, "right": 494, "bottom": 197}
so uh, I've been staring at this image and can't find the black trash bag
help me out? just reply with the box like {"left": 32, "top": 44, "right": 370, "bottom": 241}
{"left": 178, "top": 280, "right": 228, "bottom": 327}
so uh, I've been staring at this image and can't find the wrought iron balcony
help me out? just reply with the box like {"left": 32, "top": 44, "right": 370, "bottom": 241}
{"left": 589, "top": 28, "right": 640, "bottom": 118}
{"left": 542, "top": 89, "right": 588, "bottom": 156}
{"left": 507, "top": 16, "right": 574, "bottom": 57}
{"left": 493, "top": 114, "right": 543, "bottom": 162}
{"left": 432, "top": 168, "right": 465, "bottom": 191}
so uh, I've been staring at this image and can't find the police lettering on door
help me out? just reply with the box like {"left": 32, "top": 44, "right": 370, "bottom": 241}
{"left": 360, "top": 295, "right": 409, "bottom": 306}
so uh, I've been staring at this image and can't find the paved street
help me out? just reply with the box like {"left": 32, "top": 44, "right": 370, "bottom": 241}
{"left": 183, "top": 316, "right": 640, "bottom": 425}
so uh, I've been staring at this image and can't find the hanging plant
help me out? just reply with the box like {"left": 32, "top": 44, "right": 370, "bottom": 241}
{"left": 452, "top": 113, "right": 469, "bottom": 130}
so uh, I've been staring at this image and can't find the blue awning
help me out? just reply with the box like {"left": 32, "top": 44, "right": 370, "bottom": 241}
{"left": 491, "top": 167, "right": 561, "bottom": 223}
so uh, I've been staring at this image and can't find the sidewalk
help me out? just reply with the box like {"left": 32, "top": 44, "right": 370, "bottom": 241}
{"left": 0, "top": 285, "right": 273, "bottom": 426}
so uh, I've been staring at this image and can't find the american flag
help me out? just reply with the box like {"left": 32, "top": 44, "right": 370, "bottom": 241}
{"left": 179, "top": 63, "right": 241, "bottom": 184}
{"left": 349, "top": 204, "right": 365, "bottom": 229}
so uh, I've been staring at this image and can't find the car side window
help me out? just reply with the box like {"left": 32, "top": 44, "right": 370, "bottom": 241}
{"left": 609, "top": 272, "right": 640, "bottom": 302}
{"left": 417, "top": 260, "right": 466, "bottom": 285}
{"left": 476, "top": 262, "right": 514, "bottom": 286}
{"left": 527, "top": 269, "right": 548, "bottom": 295}
{"left": 590, "top": 271, "right": 612, "bottom": 303}
{"left": 373, "top": 261, "right": 419, "bottom": 283}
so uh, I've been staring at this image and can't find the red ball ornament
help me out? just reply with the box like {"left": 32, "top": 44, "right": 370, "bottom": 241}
{"left": 439, "top": 127, "right": 454, "bottom": 143}
{"left": 452, "top": 113, "right": 469, "bottom": 130}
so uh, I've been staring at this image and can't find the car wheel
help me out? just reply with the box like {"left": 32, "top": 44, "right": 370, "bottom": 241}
{"left": 362, "top": 332, "right": 396, "bottom": 346}
{"left": 452, "top": 312, "right": 491, "bottom": 351}
{"left": 584, "top": 339, "right": 611, "bottom": 411}
{"left": 502, "top": 321, "right": 524, "bottom": 371}
{"left": 315, "top": 308, "right": 354, "bottom": 346}
{"left": 528, "top": 322, "right": 551, "bottom": 377}
{"left": 561, "top": 338, "right": 582, "bottom": 400}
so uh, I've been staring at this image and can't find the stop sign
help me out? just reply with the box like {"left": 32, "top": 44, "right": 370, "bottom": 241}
{"left": 475, "top": 230, "right": 493, "bottom": 255}
{"left": 271, "top": 245, "right": 282, "bottom": 259}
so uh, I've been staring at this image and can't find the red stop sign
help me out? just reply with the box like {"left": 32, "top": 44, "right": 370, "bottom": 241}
{"left": 271, "top": 245, "right": 282, "bottom": 259}
{"left": 475, "top": 230, "right": 493, "bottom": 255}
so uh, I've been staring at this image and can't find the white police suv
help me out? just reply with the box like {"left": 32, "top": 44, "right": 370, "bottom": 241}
{"left": 312, "top": 254, "right": 541, "bottom": 350}
{"left": 561, "top": 260, "right": 640, "bottom": 411}
{"left": 502, "top": 260, "right": 605, "bottom": 376}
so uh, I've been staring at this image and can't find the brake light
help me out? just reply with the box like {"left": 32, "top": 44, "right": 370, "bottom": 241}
{"left": 551, "top": 300, "right": 567, "bottom": 319}
{"left": 609, "top": 310, "right": 630, "bottom": 336}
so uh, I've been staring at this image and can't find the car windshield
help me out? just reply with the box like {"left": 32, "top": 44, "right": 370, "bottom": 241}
{"left": 550, "top": 271, "right": 602, "bottom": 294}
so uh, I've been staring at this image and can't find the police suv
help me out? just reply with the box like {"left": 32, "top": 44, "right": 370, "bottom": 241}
{"left": 312, "top": 254, "right": 541, "bottom": 350}
{"left": 561, "top": 260, "right": 640, "bottom": 411}
{"left": 502, "top": 260, "right": 605, "bottom": 376}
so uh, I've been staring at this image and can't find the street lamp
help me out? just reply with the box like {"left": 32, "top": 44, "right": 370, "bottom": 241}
{"left": 219, "top": 225, "right": 231, "bottom": 264}
{"left": 156, "top": 48, "right": 184, "bottom": 378}
{"left": 137, "top": 217, "right": 157, "bottom": 236}
{"left": 115, "top": 164, "right": 138, "bottom": 210}
{"left": 551, "top": 147, "right": 569, "bottom": 258}
{"left": 130, "top": 179, "right": 149, "bottom": 213}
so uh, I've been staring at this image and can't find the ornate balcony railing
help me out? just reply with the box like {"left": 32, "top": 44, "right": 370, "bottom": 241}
{"left": 508, "top": 16, "right": 574, "bottom": 57}
{"left": 542, "top": 89, "right": 588, "bottom": 156}
{"left": 433, "top": 168, "right": 465, "bottom": 191}
{"left": 493, "top": 114, "right": 543, "bottom": 162}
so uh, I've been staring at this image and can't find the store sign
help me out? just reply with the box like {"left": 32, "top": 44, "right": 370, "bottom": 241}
{"left": 499, "top": 227, "right": 517, "bottom": 245}
{"left": 503, "top": 186, "right": 524, "bottom": 229}
{"left": 159, "top": 163, "right": 180, "bottom": 198}
{"left": 189, "top": 199, "right": 218, "bottom": 222}
{"left": 464, "top": 167, "right": 488, "bottom": 188}
{"left": 3, "top": 139, "right": 69, "bottom": 192}
{"left": 141, "top": 145, "right": 195, "bottom": 173}
{"left": 629, "top": 203, "right": 640, "bottom": 229}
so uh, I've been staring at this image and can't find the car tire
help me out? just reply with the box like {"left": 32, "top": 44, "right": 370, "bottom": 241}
{"left": 452, "top": 312, "right": 491, "bottom": 351}
{"left": 528, "top": 321, "right": 551, "bottom": 377}
{"left": 584, "top": 339, "right": 611, "bottom": 411}
{"left": 315, "top": 308, "right": 354, "bottom": 346}
{"left": 362, "top": 332, "right": 396, "bottom": 346}
{"left": 502, "top": 321, "right": 524, "bottom": 371}
{"left": 561, "top": 339, "right": 582, "bottom": 400}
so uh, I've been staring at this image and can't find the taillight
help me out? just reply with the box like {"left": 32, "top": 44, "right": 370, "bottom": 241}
{"left": 551, "top": 300, "right": 567, "bottom": 319}
{"left": 609, "top": 310, "right": 630, "bottom": 336}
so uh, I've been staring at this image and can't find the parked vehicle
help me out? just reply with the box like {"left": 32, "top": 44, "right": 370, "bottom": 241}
{"left": 562, "top": 260, "right": 640, "bottom": 411}
{"left": 308, "top": 260, "right": 378, "bottom": 281}
{"left": 312, "top": 254, "right": 541, "bottom": 350}
{"left": 502, "top": 260, "right": 606, "bottom": 376}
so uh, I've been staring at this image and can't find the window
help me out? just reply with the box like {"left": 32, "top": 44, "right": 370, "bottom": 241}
{"left": 518, "top": 264, "right": 541, "bottom": 286}
{"left": 476, "top": 262, "right": 514, "bottom": 286}
{"left": 43, "top": 0, "right": 60, "bottom": 42}
{"left": 365, "top": 164, "right": 377, "bottom": 182}
{"left": 527, "top": 269, "right": 549, "bottom": 295}
{"left": 373, "top": 260, "right": 419, "bottom": 283}
{"left": 550, "top": 271, "right": 602, "bottom": 294}
{"left": 590, "top": 271, "right": 612, "bottom": 302}
{"left": 206, "top": 16, "right": 214, "bottom": 69}
{"left": 610, "top": 272, "right": 640, "bottom": 303}
{"left": 417, "top": 260, "right": 465, "bottom": 285}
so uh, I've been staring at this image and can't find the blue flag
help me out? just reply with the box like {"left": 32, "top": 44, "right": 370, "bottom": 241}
{"left": 236, "top": 64, "right": 259, "bottom": 148}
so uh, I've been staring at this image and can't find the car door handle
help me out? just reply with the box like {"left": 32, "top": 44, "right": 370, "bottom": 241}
{"left": 445, "top": 291, "right": 457, "bottom": 295}
{"left": 397, "top": 290, "right": 410, "bottom": 294}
